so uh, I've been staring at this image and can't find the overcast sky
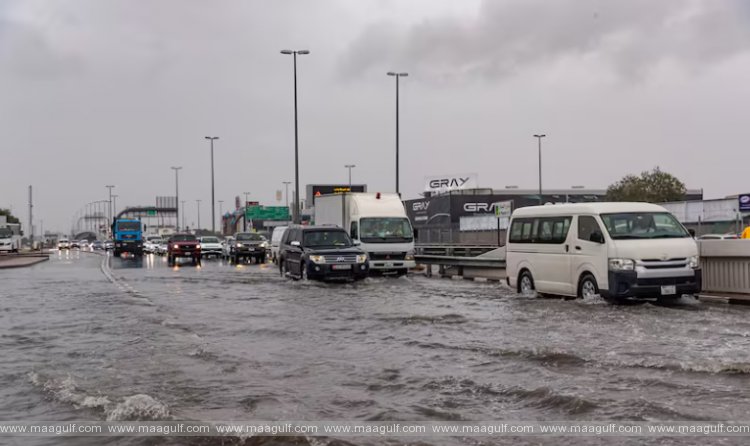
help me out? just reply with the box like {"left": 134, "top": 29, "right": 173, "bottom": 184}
{"left": 2, "top": 0, "right": 750, "bottom": 233}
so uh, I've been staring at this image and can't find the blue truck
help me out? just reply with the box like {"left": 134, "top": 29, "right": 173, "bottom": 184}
{"left": 112, "top": 218, "right": 143, "bottom": 257}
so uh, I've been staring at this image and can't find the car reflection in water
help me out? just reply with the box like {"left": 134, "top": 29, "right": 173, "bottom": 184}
{"left": 109, "top": 252, "right": 144, "bottom": 269}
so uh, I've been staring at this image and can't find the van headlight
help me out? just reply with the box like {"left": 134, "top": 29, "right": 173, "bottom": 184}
{"left": 405, "top": 251, "right": 415, "bottom": 261}
{"left": 236, "top": 242, "right": 243, "bottom": 248}
{"left": 608, "top": 258, "right": 635, "bottom": 271}
{"left": 356, "top": 254, "right": 368, "bottom": 264}
{"left": 688, "top": 255, "right": 700, "bottom": 269}
{"left": 309, "top": 255, "right": 325, "bottom": 264}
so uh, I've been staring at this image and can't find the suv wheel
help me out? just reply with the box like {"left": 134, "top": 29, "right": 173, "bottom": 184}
{"left": 300, "top": 262, "right": 308, "bottom": 281}
{"left": 280, "top": 259, "right": 288, "bottom": 278}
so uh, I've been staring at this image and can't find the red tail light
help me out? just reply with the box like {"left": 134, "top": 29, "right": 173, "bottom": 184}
{"left": 376, "top": 192, "right": 381, "bottom": 199}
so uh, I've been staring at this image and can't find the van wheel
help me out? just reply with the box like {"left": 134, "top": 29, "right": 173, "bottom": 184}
{"left": 519, "top": 271, "right": 535, "bottom": 296}
{"left": 578, "top": 274, "right": 599, "bottom": 299}
{"left": 280, "top": 259, "right": 288, "bottom": 278}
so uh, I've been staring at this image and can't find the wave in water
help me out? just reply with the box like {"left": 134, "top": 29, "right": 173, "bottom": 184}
{"left": 27, "top": 371, "right": 170, "bottom": 421}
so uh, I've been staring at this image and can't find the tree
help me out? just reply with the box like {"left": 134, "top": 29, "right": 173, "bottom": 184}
{"left": 0, "top": 209, "right": 20, "bottom": 224}
{"left": 606, "top": 167, "right": 686, "bottom": 203}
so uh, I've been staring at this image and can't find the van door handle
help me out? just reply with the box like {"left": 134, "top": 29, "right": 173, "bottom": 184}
{"left": 575, "top": 246, "right": 582, "bottom": 251}
{"left": 565, "top": 244, "right": 569, "bottom": 252}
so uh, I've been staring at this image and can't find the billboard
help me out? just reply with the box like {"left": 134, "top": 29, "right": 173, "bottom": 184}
{"left": 740, "top": 193, "right": 750, "bottom": 212}
{"left": 424, "top": 173, "right": 478, "bottom": 194}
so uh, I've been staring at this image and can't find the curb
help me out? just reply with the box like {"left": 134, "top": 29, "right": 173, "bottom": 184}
{"left": 0, "top": 256, "right": 49, "bottom": 270}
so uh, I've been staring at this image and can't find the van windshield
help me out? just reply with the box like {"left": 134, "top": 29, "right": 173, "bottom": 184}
{"left": 359, "top": 218, "right": 413, "bottom": 243}
{"left": 0, "top": 228, "right": 12, "bottom": 238}
{"left": 600, "top": 212, "right": 689, "bottom": 239}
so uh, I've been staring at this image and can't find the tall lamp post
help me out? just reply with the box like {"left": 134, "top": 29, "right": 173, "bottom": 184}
{"left": 345, "top": 164, "right": 356, "bottom": 188}
{"left": 181, "top": 201, "right": 186, "bottom": 229}
{"left": 218, "top": 200, "right": 224, "bottom": 234}
{"left": 533, "top": 134, "right": 546, "bottom": 205}
{"left": 112, "top": 195, "right": 118, "bottom": 219}
{"left": 196, "top": 199, "right": 202, "bottom": 231}
{"left": 105, "top": 185, "right": 115, "bottom": 235}
{"left": 243, "top": 192, "right": 251, "bottom": 231}
{"left": 280, "top": 49, "right": 310, "bottom": 224}
{"left": 387, "top": 71, "right": 408, "bottom": 195}
{"left": 171, "top": 166, "right": 182, "bottom": 230}
{"left": 204, "top": 137, "right": 219, "bottom": 233}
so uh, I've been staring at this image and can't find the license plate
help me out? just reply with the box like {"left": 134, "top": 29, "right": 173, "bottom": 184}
{"left": 384, "top": 262, "right": 393, "bottom": 268}
{"left": 661, "top": 285, "right": 676, "bottom": 295}
{"left": 332, "top": 264, "right": 351, "bottom": 270}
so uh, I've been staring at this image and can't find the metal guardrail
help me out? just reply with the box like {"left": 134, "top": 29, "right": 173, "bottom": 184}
{"left": 414, "top": 255, "right": 506, "bottom": 269}
{"left": 415, "top": 244, "right": 499, "bottom": 257}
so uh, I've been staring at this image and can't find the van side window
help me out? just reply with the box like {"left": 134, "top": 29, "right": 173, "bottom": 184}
{"left": 578, "top": 216, "right": 602, "bottom": 241}
{"left": 538, "top": 217, "right": 572, "bottom": 244}
{"left": 350, "top": 222, "right": 358, "bottom": 240}
{"left": 509, "top": 218, "right": 537, "bottom": 243}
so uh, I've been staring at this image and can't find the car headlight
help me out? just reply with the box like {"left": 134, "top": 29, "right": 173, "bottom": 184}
{"left": 356, "top": 254, "right": 368, "bottom": 264}
{"left": 196, "top": 244, "right": 201, "bottom": 249}
{"left": 309, "top": 255, "right": 325, "bottom": 264}
{"left": 173, "top": 244, "right": 179, "bottom": 249}
{"left": 609, "top": 258, "right": 635, "bottom": 271}
{"left": 236, "top": 242, "right": 243, "bottom": 248}
{"left": 261, "top": 241, "right": 268, "bottom": 248}
{"left": 688, "top": 255, "right": 700, "bottom": 269}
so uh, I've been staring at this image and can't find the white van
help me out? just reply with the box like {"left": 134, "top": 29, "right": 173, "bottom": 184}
{"left": 506, "top": 202, "right": 701, "bottom": 302}
{"left": 270, "top": 226, "right": 288, "bottom": 264}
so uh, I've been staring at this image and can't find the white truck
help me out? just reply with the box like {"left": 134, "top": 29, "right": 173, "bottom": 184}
{"left": 314, "top": 193, "right": 416, "bottom": 275}
{"left": 0, "top": 216, "right": 22, "bottom": 253}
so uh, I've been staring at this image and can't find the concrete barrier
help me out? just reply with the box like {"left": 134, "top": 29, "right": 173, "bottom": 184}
{"left": 699, "top": 240, "right": 750, "bottom": 299}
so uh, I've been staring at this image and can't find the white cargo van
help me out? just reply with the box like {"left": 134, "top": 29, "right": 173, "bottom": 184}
{"left": 314, "top": 193, "right": 416, "bottom": 275}
{"left": 506, "top": 202, "right": 701, "bottom": 302}
{"left": 0, "top": 217, "right": 22, "bottom": 253}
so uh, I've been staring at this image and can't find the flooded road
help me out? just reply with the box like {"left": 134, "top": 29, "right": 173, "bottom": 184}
{"left": 2, "top": 251, "right": 750, "bottom": 445}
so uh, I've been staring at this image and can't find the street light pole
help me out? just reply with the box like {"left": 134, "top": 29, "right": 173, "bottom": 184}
{"left": 281, "top": 49, "right": 310, "bottom": 224}
{"left": 243, "top": 192, "right": 251, "bottom": 231}
{"left": 105, "top": 185, "right": 114, "bottom": 234}
{"left": 181, "top": 201, "right": 186, "bottom": 229}
{"left": 171, "top": 166, "right": 182, "bottom": 231}
{"left": 112, "top": 195, "right": 118, "bottom": 220}
{"left": 204, "top": 137, "right": 219, "bottom": 233}
{"left": 196, "top": 199, "right": 202, "bottom": 231}
{"left": 533, "top": 134, "right": 546, "bottom": 205}
{"left": 218, "top": 200, "right": 224, "bottom": 234}
{"left": 345, "top": 164, "right": 356, "bottom": 188}
{"left": 387, "top": 71, "right": 408, "bottom": 195}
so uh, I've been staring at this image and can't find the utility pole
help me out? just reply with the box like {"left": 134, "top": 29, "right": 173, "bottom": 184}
{"left": 28, "top": 186, "right": 33, "bottom": 249}
{"left": 387, "top": 71, "right": 408, "bottom": 195}
{"left": 204, "top": 137, "right": 219, "bottom": 232}
{"left": 533, "top": 134, "right": 547, "bottom": 205}
{"left": 181, "top": 201, "right": 186, "bottom": 229}
{"left": 171, "top": 166, "right": 182, "bottom": 231}
{"left": 106, "top": 185, "right": 115, "bottom": 236}
{"left": 196, "top": 199, "right": 202, "bottom": 231}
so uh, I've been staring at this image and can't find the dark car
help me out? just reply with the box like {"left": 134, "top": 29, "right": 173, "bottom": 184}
{"left": 228, "top": 232, "right": 267, "bottom": 264}
{"left": 278, "top": 225, "right": 369, "bottom": 281}
{"left": 91, "top": 240, "right": 104, "bottom": 250}
{"left": 167, "top": 233, "right": 201, "bottom": 266}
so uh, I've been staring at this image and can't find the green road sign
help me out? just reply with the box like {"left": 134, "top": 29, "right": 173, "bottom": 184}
{"left": 245, "top": 206, "right": 290, "bottom": 221}
{"left": 146, "top": 210, "right": 157, "bottom": 216}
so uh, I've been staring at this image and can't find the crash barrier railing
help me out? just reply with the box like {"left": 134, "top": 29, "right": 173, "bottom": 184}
{"left": 699, "top": 240, "right": 750, "bottom": 297}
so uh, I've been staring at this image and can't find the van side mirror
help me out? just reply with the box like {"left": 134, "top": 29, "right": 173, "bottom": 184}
{"left": 688, "top": 228, "right": 696, "bottom": 238}
{"left": 353, "top": 241, "right": 361, "bottom": 246}
{"left": 590, "top": 231, "right": 605, "bottom": 244}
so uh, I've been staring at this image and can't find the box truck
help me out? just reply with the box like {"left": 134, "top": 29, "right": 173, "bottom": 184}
{"left": 314, "top": 193, "right": 416, "bottom": 275}
{"left": 0, "top": 216, "right": 22, "bottom": 253}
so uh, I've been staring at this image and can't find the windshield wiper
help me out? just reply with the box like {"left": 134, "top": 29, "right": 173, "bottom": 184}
{"left": 649, "top": 234, "right": 686, "bottom": 239}
{"left": 610, "top": 235, "right": 647, "bottom": 240}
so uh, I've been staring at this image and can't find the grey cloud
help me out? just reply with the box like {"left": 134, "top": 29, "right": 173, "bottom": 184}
{"left": 0, "top": 19, "right": 82, "bottom": 79}
{"left": 340, "top": 0, "right": 750, "bottom": 81}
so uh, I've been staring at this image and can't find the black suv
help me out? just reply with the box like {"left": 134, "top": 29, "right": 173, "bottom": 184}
{"left": 279, "top": 225, "right": 369, "bottom": 281}
{"left": 228, "top": 232, "right": 267, "bottom": 264}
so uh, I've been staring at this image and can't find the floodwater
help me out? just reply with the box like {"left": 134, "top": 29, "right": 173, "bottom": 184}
{"left": 2, "top": 250, "right": 750, "bottom": 445}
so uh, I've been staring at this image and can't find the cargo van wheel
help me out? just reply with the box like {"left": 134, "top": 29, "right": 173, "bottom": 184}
{"left": 578, "top": 274, "right": 599, "bottom": 299}
{"left": 519, "top": 271, "right": 535, "bottom": 296}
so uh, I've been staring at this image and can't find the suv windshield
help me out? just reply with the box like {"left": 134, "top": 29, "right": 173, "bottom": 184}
{"left": 170, "top": 234, "right": 197, "bottom": 242}
{"left": 236, "top": 233, "right": 264, "bottom": 241}
{"left": 116, "top": 221, "right": 140, "bottom": 232}
{"left": 359, "top": 217, "right": 414, "bottom": 243}
{"left": 303, "top": 230, "right": 352, "bottom": 248}
{"left": 201, "top": 237, "right": 219, "bottom": 243}
{"left": 600, "top": 212, "right": 689, "bottom": 239}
